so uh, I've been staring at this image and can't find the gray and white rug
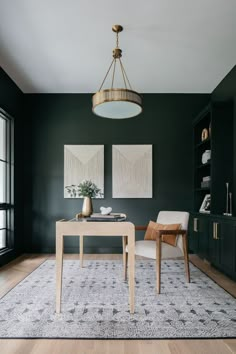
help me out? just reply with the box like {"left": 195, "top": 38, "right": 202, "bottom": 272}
{"left": 0, "top": 260, "right": 235, "bottom": 338}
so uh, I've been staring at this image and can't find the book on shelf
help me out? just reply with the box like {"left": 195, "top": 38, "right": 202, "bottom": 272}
{"left": 201, "top": 181, "right": 211, "bottom": 188}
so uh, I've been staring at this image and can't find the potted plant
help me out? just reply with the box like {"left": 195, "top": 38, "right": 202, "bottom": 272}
{"left": 77, "top": 180, "right": 103, "bottom": 216}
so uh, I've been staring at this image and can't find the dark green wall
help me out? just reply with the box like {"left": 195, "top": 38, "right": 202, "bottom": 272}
{"left": 0, "top": 68, "right": 24, "bottom": 265}
{"left": 1, "top": 61, "right": 235, "bottom": 260}
{"left": 2, "top": 62, "right": 235, "bottom": 257}
{"left": 25, "top": 93, "right": 209, "bottom": 253}
{"left": 212, "top": 65, "right": 236, "bottom": 101}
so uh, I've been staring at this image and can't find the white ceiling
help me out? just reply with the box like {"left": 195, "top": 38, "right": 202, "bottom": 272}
{"left": 0, "top": 0, "right": 235, "bottom": 93}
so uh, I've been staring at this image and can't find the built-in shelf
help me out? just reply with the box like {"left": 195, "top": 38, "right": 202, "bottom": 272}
{"left": 195, "top": 137, "right": 211, "bottom": 148}
{"left": 196, "top": 161, "right": 211, "bottom": 169}
{"left": 193, "top": 100, "right": 234, "bottom": 215}
{"left": 191, "top": 101, "right": 236, "bottom": 281}
{"left": 195, "top": 187, "right": 210, "bottom": 191}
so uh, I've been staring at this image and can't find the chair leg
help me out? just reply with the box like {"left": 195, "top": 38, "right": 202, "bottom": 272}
{"left": 122, "top": 236, "right": 128, "bottom": 281}
{"left": 156, "top": 234, "right": 161, "bottom": 294}
{"left": 182, "top": 233, "right": 190, "bottom": 283}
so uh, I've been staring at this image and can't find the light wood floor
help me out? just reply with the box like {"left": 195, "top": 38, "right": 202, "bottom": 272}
{"left": 0, "top": 253, "right": 235, "bottom": 354}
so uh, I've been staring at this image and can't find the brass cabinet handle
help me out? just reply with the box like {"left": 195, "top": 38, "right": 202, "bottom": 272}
{"left": 193, "top": 218, "right": 198, "bottom": 232}
{"left": 213, "top": 222, "right": 219, "bottom": 240}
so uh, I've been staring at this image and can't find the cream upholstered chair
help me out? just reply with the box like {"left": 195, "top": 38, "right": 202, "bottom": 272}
{"left": 123, "top": 211, "right": 190, "bottom": 293}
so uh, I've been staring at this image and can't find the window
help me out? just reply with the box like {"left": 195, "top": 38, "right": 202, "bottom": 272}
{"left": 0, "top": 109, "right": 14, "bottom": 251}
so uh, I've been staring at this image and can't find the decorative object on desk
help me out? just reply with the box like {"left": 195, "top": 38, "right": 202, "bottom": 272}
{"left": 201, "top": 149, "right": 211, "bottom": 164}
{"left": 88, "top": 213, "right": 127, "bottom": 221}
{"left": 199, "top": 194, "right": 211, "bottom": 213}
{"left": 77, "top": 180, "right": 103, "bottom": 217}
{"left": 77, "top": 180, "right": 103, "bottom": 198}
{"left": 65, "top": 185, "right": 77, "bottom": 198}
{"left": 82, "top": 197, "right": 93, "bottom": 217}
{"left": 201, "top": 128, "right": 208, "bottom": 141}
{"left": 112, "top": 145, "right": 152, "bottom": 198}
{"left": 89, "top": 212, "right": 126, "bottom": 220}
{"left": 64, "top": 145, "right": 104, "bottom": 198}
{"left": 223, "top": 182, "right": 232, "bottom": 216}
{"left": 75, "top": 212, "right": 84, "bottom": 219}
{"left": 100, "top": 206, "right": 112, "bottom": 215}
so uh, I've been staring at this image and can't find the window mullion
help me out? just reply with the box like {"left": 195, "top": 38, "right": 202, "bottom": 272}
{"left": 0, "top": 109, "right": 14, "bottom": 251}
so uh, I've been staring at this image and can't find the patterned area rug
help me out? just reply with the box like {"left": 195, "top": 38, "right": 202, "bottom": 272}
{"left": 0, "top": 260, "right": 235, "bottom": 339}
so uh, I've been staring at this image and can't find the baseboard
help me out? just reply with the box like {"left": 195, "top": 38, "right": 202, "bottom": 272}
{"left": 203, "top": 258, "right": 211, "bottom": 265}
{"left": 0, "top": 249, "right": 23, "bottom": 267}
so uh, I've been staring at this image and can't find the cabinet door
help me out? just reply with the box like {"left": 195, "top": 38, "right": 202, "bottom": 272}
{"left": 197, "top": 216, "right": 209, "bottom": 259}
{"left": 208, "top": 219, "right": 220, "bottom": 266}
{"left": 189, "top": 215, "right": 208, "bottom": 258}
{"left": 218, "top": 221, "right": 236, "bottom": 277}
{"left": 208, "top": 219, "right": 236, "bottom": 280}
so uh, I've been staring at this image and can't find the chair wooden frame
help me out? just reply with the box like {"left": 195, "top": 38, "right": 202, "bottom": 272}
{"left": 123, "top": 225, "right": 190, "bottom": 294}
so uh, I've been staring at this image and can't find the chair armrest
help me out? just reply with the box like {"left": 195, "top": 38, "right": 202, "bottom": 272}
{"left": 155, "top": 229, "right": 187, "bottom": 238}
{"left": 135, "top": 225, "right": 148, "bottom": 231}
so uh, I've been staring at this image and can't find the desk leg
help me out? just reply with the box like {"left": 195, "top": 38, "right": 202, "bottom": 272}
{"left": 56, "top": 234, "right": 64, "bottom": 314}
{"left": 80, "top": 235, "right": 84, "bottom": 267}
{"left": 122, "top": 236, "right": 128, "bottom": 281}
{"left": 128, "top": 233, "right": 135, "bottom": 314}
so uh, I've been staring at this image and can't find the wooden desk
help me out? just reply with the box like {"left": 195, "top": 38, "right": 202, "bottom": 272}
{"left": 56, "top": 219, "right": 135, "bottom": 314}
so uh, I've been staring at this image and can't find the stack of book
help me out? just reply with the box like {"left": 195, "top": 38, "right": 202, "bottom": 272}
{"left": 87, "top": 213, "right": 127, "bottom": 222}
{"left": 201, "top": 176, "right": 211, "bottom": 188}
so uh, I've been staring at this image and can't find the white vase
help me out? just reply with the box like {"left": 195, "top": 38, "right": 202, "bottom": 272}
{"left": 82, "top": 197, "right": 93, "bottom": 217}
{"left": 202, "top": 150, "right": 211, "bottom": 164}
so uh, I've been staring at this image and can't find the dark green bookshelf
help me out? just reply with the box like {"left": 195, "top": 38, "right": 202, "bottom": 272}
{"left": 190, "top": 100, "right": 236, "bottom": 281}
{"left": 196, "top": 161, "right": 211, "bottom": 169}
{"left": 195, "top": 137, "right": 211, "bottom": 149}
{"left": 195, "top": 187, "right": 210, "bottom": 191}
{"left": 193, "top": 101, "right": 233, "bottom": 215}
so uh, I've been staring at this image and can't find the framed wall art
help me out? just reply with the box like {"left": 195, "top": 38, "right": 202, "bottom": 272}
{"left": 64, "top": 145, "right": 104, "bottom": 198}
{"left": 112, "top": 145, "right": 152, "bottom": 198}
{"left": 199, "top": 194, "right": 211, "bottom": 213}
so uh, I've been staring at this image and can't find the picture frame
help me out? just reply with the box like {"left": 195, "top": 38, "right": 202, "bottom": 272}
{"left": 112, "top": 145, "right": 152, "bottom": 198}
{"left": 64, "top": 145, "right": 104, "bottom": 198}
{"left": 199, "top": 194, "right": 211, "bottom": 213}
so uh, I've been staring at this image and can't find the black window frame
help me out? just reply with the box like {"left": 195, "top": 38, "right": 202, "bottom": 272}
{"left": 0, "top": 108, "right": 14, "bottom": 254}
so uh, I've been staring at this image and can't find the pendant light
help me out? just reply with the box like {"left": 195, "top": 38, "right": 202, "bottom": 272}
{"left": 92, "top": 25, "right": 142, "bottom": 119}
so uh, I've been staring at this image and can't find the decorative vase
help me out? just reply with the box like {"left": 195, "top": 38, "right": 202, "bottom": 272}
{"left": 82, "top": 197, "right": 93, "bottom": 217}
{"left": 202, "top": 150, "right": 211, "bottom": 164}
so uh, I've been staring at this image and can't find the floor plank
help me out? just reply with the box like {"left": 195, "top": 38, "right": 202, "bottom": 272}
{"left": 224, "top": 339, "right": 236, "bottom": 354}
{"left": 189, "top": 254, "right": 236, "bottom": 297}
{"left": 168, "top": 339, "right": 233, "bottom": 354}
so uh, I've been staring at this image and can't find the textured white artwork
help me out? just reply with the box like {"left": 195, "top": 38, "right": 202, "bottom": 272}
{"left": 112, "top": 145, "right": 152, "bottom": 198}
{"left": 64, "top": 145, "right": 104, "bottom": 198}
